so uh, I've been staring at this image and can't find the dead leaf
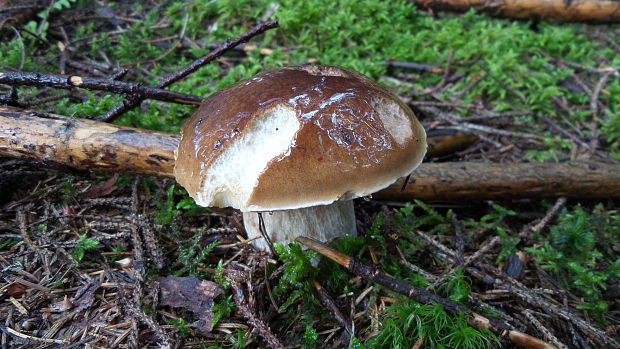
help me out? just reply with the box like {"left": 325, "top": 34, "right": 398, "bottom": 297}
{"left": 6, "top": 283, "right": 26, "bottom": 298}
{"left": 156, "top": 276, "right": 223, "bottom": 334}
{"left": 80, "top": 174, "right": 119, "bottom": 199}
{"left": 71, "top": 277, "right": 101, "bottom": 312}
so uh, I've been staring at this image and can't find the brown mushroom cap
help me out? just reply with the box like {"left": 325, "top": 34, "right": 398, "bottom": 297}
{"left": 174, "top": 65, "right": 426, "bottom": 211}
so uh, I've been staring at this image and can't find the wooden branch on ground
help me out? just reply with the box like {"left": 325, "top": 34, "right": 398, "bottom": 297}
{"left": 0, "top": 105, "right": 177, "bottom": 177}
{"left": 0, "top": 71, "right": 203, "bottom": 106}
{"left": 382, "top": 161, "right": 620, "bottom": 201}
{"left": 410, "top": 0, "right": 620, "bottom": 23}
{"left": 1, "top": 105, "right": 619, "bottom": 200}
{"left": 295, "top": 236, "right": 559, "bottom": 349}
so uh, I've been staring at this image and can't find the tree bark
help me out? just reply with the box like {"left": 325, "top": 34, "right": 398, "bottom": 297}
{"left": 1, "top": 105, "right": 619, "bottom": 200}
{"left": 380, "top": 161, "right": 620, "bottom": 201}
{"left": 0, "top": 105, "right": 177, "bottom": 177}
{"left": 411, "top": 0, "right": 620, "bottom": 23}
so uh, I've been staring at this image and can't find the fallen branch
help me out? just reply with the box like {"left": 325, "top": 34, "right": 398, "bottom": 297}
{"left": 0, "top": 105, "right": 177, "bottom": 177}
{"left": 295, "top": 236, "right": 559, "bottom": 349}
{"left": 0, "top": 71, "right": 203, "bottom": 106}
{"left": 411, "top": 0, "right": 620, "bottom": 23}
{"left": 1, "top": 105, "right": 619, "bottom": 201}
{"left": 383, "top": 161, "right": 620, "bottom": 201}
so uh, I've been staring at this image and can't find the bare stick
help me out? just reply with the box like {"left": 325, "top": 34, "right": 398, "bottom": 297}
{"left": 295, "top": 236, "right": 558, "bottom": 349}
{"left": 590, "top": 71, "right": 612, "bottom": 119}
{"left": 0, "top": 105, "right": 177, "bottom": 177}
{"left": 228, "top": 278, "right": 285, "bottom": 349}
{"left": 411, "top": 0, "right": 620, "bottom": 23}
{"left": 0, "top": 325, "right": 69, "bottom": 344}
{"left": 523, "top": 310, "right": 569, "bottom": 349}
{"left": 1, "top": 105, "right": 620, "bottom": 200}
{"left": 464, "top": 196, "right": 567, "bottom": 267}
{"left": 385, "top": 59, "right": 443, "bottom": 74}
{"left": 312, "top": 280, "right": 353, "bottom": 339}
{"left": 519, "top": 197, "right": 567, "bottom": 239}
{"left": 0, "top": 71, "right": 203, "bottom": 106}
{"left": 97, "top": 20, "right": 279, "bottom": 122}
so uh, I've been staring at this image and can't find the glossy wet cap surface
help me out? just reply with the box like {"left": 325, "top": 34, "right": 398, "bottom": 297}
{"left": 174, "top": 65, "right": 427, "bottom": 211}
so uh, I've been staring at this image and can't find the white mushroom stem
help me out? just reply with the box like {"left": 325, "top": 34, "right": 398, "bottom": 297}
{"left": 243, "top": 200, "right": 357, "bottom": 251}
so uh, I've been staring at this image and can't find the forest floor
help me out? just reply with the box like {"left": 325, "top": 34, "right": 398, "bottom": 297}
{"left": 0, "top": 1, "right": 619, "bottom": 348}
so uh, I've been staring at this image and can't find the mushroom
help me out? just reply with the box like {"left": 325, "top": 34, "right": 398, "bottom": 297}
{"left": 174, "top": 65, "right": 426, "bottom": 250}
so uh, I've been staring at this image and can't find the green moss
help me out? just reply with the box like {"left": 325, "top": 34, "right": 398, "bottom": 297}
{"left": 527, "top": 204, "right": 620, "bottom": 323}
{"left": 368, "top": 301, "right": 496, "bottom": 349}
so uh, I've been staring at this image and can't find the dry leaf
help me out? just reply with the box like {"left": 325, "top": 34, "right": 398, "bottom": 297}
{"left": 6, "top": 283, "right": 26, "bottom": 298}
{"left": 156, "top": 276, "right": 223, "bottom": 334}
{"left": 72, "top": 277, "right": 101, "bottom": 312}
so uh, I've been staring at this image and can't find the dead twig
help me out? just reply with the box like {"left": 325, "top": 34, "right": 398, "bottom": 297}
{"left": 519, "top": 197, "right": 567, "bottom": 240}
{"left": 296, "top": 236, "right": 559, "bottom": 349}
{"left": 228, "top": 276, "right": 285, "bottom": 349}
{"left": 590, "top": 71, "right": 612, "bottom": 119}
{"left": 523, "top": 310, "right": 569, "bottom": 349}
{"left": 0, "top": 325, "right": 69, "bottom": 345}
{"left": 0, "top": 71, "right": 203, "bottom": 106}
{"left": 97, "top": 19, "right": 279, "bottom": 122}
{"left": 385, "top": 59, "right": 443, "bottom": 74}
{"left": 313, "top": 280, "right": 353, "bottom": 341}
{"left": 452, "top": 213, "right": 465, "bottom": 267}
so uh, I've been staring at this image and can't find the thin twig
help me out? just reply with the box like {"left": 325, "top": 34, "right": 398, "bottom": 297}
{"left": 97, "top": 20, "right": 279, "bottom": 122}
{"left": 0, "top": 325, "right": 69, "bottom": 344}
{"left": 455, "top": 122, "right": 545, "bottom": 141}
{"left": 296, "top": 236, "right": 559, "bottom": 349}
{"left": 228, "top": 277, "right": 285, "bottom": 349}
{"left": 590, "top": 71, "right": 612, "bottom": 120}
{"left": 410, "top": 230, "right": 620, "bottom": 349}
{"left": 396, "top": 245, "right": 439, "bottom": 282}
{"left": 0, "top": 71, "right": 202, "bottom": 106}
{"left": 541, "top": 114, "right": 591, "bottom": 151}
{"left": 418, "top": 49, "right": 453, "bottom": 96}
{"left": 409, "top": 100, "right": 485, "bottom": 109}
{"left": 452, "top": 213, "right": 465, "bottom": 267}
{"left": 385, "top": 59, "right": 443, "bottom": 74}
{"left": 523, "top": 310, "right": 569, "bottom": 349}
{"left": 313, "top": 280, "right": 353, "bottom": 340}
{"left": 519, "top": 197, "right": 567, "bottom": 239}
{"left": 463, "top": 236, "right": 498, "bottom": 267}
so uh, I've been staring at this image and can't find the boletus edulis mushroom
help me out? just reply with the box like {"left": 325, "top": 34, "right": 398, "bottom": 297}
{"left": 174, "top": 65, "right": 427, "bottom": 250}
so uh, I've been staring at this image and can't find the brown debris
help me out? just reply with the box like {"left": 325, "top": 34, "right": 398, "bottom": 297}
{"left": 80, "top": 173, "right": 119, "bottom": 199}
{"left": 71, "top": 277, "right": 101, "bottom": 312}
{"left": 156, "top": 275, "right": 223, "bottom": 334}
